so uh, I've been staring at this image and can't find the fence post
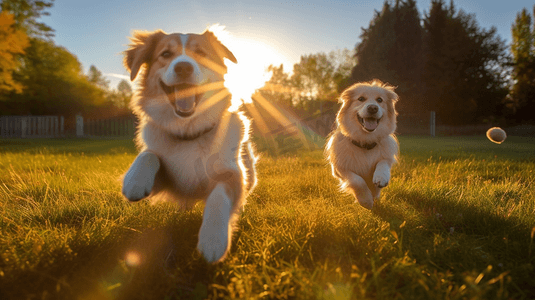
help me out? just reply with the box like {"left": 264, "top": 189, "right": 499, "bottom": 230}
{"left": 53, "top": 116, "right": 58, "bottom": 137}
{"left": 76, "top": 115, "right": 84, "bottom": 137}
{"left": 430, "top": 111, "right": 436, "bottom": 137}
{"left": 60, "top": 116, "right": 64, "bottom": 136}
{"left": 21, "top": 117, "right": 27, "bottom": 138}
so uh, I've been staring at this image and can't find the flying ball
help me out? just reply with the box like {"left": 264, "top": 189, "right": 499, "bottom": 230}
{"left": 486, "top": 127, "right": 506, "bottom": 144}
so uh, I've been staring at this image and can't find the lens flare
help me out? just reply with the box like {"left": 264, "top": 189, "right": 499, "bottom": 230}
{"left": 125, "top": 251, "right": 141, "bottom": 267}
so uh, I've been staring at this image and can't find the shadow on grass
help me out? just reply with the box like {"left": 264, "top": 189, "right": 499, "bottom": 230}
{"left": 0, "top": 209, "right": 224, "bottom": 300}
{"left": 112, "top": 217, "right": 214, "bottom": 300}
{"left": 373, "top": 189, "right": 535, "bottom": 298}
{"left": 0, "top": 138, "right": 138, "bottom": 155}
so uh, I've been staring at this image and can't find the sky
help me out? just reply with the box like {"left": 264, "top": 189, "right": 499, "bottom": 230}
{"left": 42, "top": 0, "right": 534, "bottom": 90}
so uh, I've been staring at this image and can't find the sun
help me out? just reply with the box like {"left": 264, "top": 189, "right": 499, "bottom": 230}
{"left": 207, "top": 24, "right": 325, "bottom": 154}
{"left": 208, "top": 24, "right": 290, "bottom": 111}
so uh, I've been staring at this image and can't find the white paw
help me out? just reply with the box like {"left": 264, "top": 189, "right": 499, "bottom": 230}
{"left": 373, "top": 172, "right": 390, "bottom": 188}
{"left": 122, "top": 168, "right": 155, "bottom": 202}
{"left": 197, "top": 223, "right": 230, "bottom": 263}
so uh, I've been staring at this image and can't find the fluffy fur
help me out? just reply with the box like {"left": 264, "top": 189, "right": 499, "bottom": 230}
{"left": 325, "top": 80, "right": 399, "bottom": 209}
{"left": 121, "top": 29, "right": 257, "bottom": 263}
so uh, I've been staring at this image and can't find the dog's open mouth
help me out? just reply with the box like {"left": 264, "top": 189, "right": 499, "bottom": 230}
{"left": 357, "top": 114, "right": 381, "bottom": 132}
{"left": 160, "top": 80, "right": 201, "bottom": 117}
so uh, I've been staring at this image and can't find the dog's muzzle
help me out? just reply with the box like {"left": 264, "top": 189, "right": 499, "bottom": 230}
{"left": 357, "top": 104, "right": 382, "bottom": 132}
{"left": 357, "top": 114, "right": 381, "bottom": 132}
{"left": 160, "top": 80, "right": 201, "bottom": 117}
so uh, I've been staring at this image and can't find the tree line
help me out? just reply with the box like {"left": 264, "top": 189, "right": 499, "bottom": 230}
{"left": 262, "top": 0, "right": 535, "bottom": 125}
{"left": 0, "top": 0, "right": 132, "bottom": 119}
{"left": 1, "top": 0, "right": 535, "bottom": 126}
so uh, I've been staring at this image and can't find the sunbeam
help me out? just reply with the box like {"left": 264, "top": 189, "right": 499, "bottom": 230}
{"left": 250, "top": 92, "right": 314, "bottom": 150}
{"left": 207, "top": 24, "right": 327, "bottom": 154}
{"left": 260, "top": 82, "right": 299, "bottom": 96}
{"left": 208, "top": 24, "right": 286, "bottom": 111}
{"left": 194, "top": 88, "right": 231, "bottom": 116}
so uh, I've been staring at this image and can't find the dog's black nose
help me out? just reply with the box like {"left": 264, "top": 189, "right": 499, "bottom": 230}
{"left": 367, "top": 105, "right": 378, "bottom": 114}
{"left": 174, "top": 62, "right": 194, "bottom": 79}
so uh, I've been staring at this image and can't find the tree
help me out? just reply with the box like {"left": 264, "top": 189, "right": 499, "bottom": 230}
{"left": 117, "top": 79, "right": 133, "bottom": 109}
{"left": 291, "top": 52, "right": 337, "bottom": 104}
{"left": 350, "top": 0, "right": 423, "bottom": 114}
{"left": 0, "top": 11, "right": 29, "bottom": 95}
{"left": 509, "top": 6, "right": 535, "bottom": 122}
{"left": 3, "top": 38, "right": 106, "bottom": 116}
{"left": 329, "top": 48, "right": 356, "bottom": 93}
{"left": 87, "top": 65, "right": 110, "bottom": 90}
{"left": 261, "top": 50, "right": 353, "bottom": 116}
{"left": 0, "top": 0, "right": 55, "bottom": 38}
{"left": 351, "top": 1, "right": 397, "bottom": 83}
{"left": 421, "top": 0, "right": 508, "bottom": 124}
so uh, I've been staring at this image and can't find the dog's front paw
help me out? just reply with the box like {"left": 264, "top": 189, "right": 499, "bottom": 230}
{"left": 373, "top": 173, "right": 390, "bottom": 188}
{"left": 122, "top": 169, "right": 155, "bottom": 202}
{"left": 356, "top": 194, "right": 374, "bottom": 210}
{"left": 197, "top": 223, "right": 230, "bottom": 263}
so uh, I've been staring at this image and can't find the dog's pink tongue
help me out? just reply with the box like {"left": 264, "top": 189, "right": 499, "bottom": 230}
{"left": 174, "top": 88, "right": 196, "bottom": 113}
{"left": 364, "top": 118, "right": 378, "bottom": 131}
{"left": 175, "top": 96, "right": 196, "bottom": 112}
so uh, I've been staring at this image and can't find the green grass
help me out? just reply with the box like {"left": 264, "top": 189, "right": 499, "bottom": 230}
{"left": 0, "top": 136, "right": 534, "bottom": 299}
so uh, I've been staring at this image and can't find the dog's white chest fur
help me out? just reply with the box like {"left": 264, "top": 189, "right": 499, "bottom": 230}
{"left": 328, "top": 131, "right": 397, "bottom": 179}
{"left": 141, "top": 111, "right": 243, "bottom": 203}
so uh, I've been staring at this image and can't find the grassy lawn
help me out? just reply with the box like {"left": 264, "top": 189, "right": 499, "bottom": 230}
{"left": 0, "top": 135, "right": 534, "bottom": 299}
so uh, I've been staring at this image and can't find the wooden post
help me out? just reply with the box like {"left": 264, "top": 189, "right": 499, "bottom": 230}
{"left": 430, "top": 111, "right": 436, "bottom": 137}
{"left": 54, "top": 116, "right": 58, "bottom": 137}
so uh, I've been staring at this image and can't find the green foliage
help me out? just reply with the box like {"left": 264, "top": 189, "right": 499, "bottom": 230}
{"left": 421, "top": 0, "right": 508, "bottom": 125}
{"left": 3, "top": 38, "right": 108, "bottom": 116}
{"left": 0, "top": 136, "right": 534, "bottom": 299}
{"left": 0, "top": 11, "right": 29, "bottom": 95}
{"left": 1, "top": 0, "right": 132, "bottom": 118}
{"left": 262, "top": 64, "right": 293, "bottom": 108}
{"left": 112, "top": 79, "right": 134, "bottom": 109}
{"left": 291, "top": 53, "right": 337, "bottom": 102}
{"left": 261, "top": 50, "right": 353, "bottom": 118}
{"left": 88, "top": 65, "right": 110, "bottom": 91}
{"left": 0, "top": 0, "right": 127, "bottom": 117}
{"left": 351, "top": 0, "right": 423, "bottom": 115}
{"left": 350, "top": 0, "right": 509, "bottom": 125}
{"left": 0, "top": 0, "right": 55, "bottom": 38}
{"left": 509, "top": 6, "right": 535, "bottom": 122}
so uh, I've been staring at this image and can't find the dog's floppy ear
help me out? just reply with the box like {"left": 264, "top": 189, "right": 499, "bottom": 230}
{"left": 202, "top": 30, "right": 237, "bottom": 64}
{"left": 124, "top": 30, "right": 166, "bottom": 81}
{"left": 380, "top": 82, "right": 399, "bottom": 116}
{"left": 387, "top": 89, "right": 399, "bottom": 116}
{"left": 339, "top": 84, "right": 359, "bottom": 103}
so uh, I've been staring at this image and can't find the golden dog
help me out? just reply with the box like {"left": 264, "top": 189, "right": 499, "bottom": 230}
{"left": 325, "top": 80, "right": 399, "bottom": 209}
{"left": 121, "top": 29, "right": 257, "bottom": 262}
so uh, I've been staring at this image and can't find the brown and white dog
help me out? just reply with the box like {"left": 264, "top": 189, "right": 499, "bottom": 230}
{"left": 121, "top": 29, "right": 257, "bottom": 262}
{"left": 325, "top": 80, "right": 399, "bottom": 209}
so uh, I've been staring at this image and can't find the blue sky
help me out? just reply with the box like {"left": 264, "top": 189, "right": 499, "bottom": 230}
{"left": 43, "top": 0, "right": 534, "bottom": 90}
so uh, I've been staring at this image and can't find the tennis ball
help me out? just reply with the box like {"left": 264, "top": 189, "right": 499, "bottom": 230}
{"left": 486, "top": 127, "right": 506, "bottom": 144}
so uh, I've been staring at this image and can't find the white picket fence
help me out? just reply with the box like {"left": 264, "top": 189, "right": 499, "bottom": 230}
{"left": 78, "top": 115, "right": 135, "bottom": 138}
{"left": 0, "top": 115, "right": 135, "bottom": 138}
{"left": 0, "top": 116, "right": 64, "bottom": 138}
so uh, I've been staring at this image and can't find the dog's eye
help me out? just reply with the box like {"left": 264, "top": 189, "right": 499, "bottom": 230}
{"left": 357, "top": 96, "right": 366, "bottom": 102}
{"left": 194, "top": 48, "right": 206, "bottom": 57}
{"left": 376, "top": 97, "right": 383, "bottom": 103}
{"left": 161, "top": 51, "right": 172, "bottom": 58}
